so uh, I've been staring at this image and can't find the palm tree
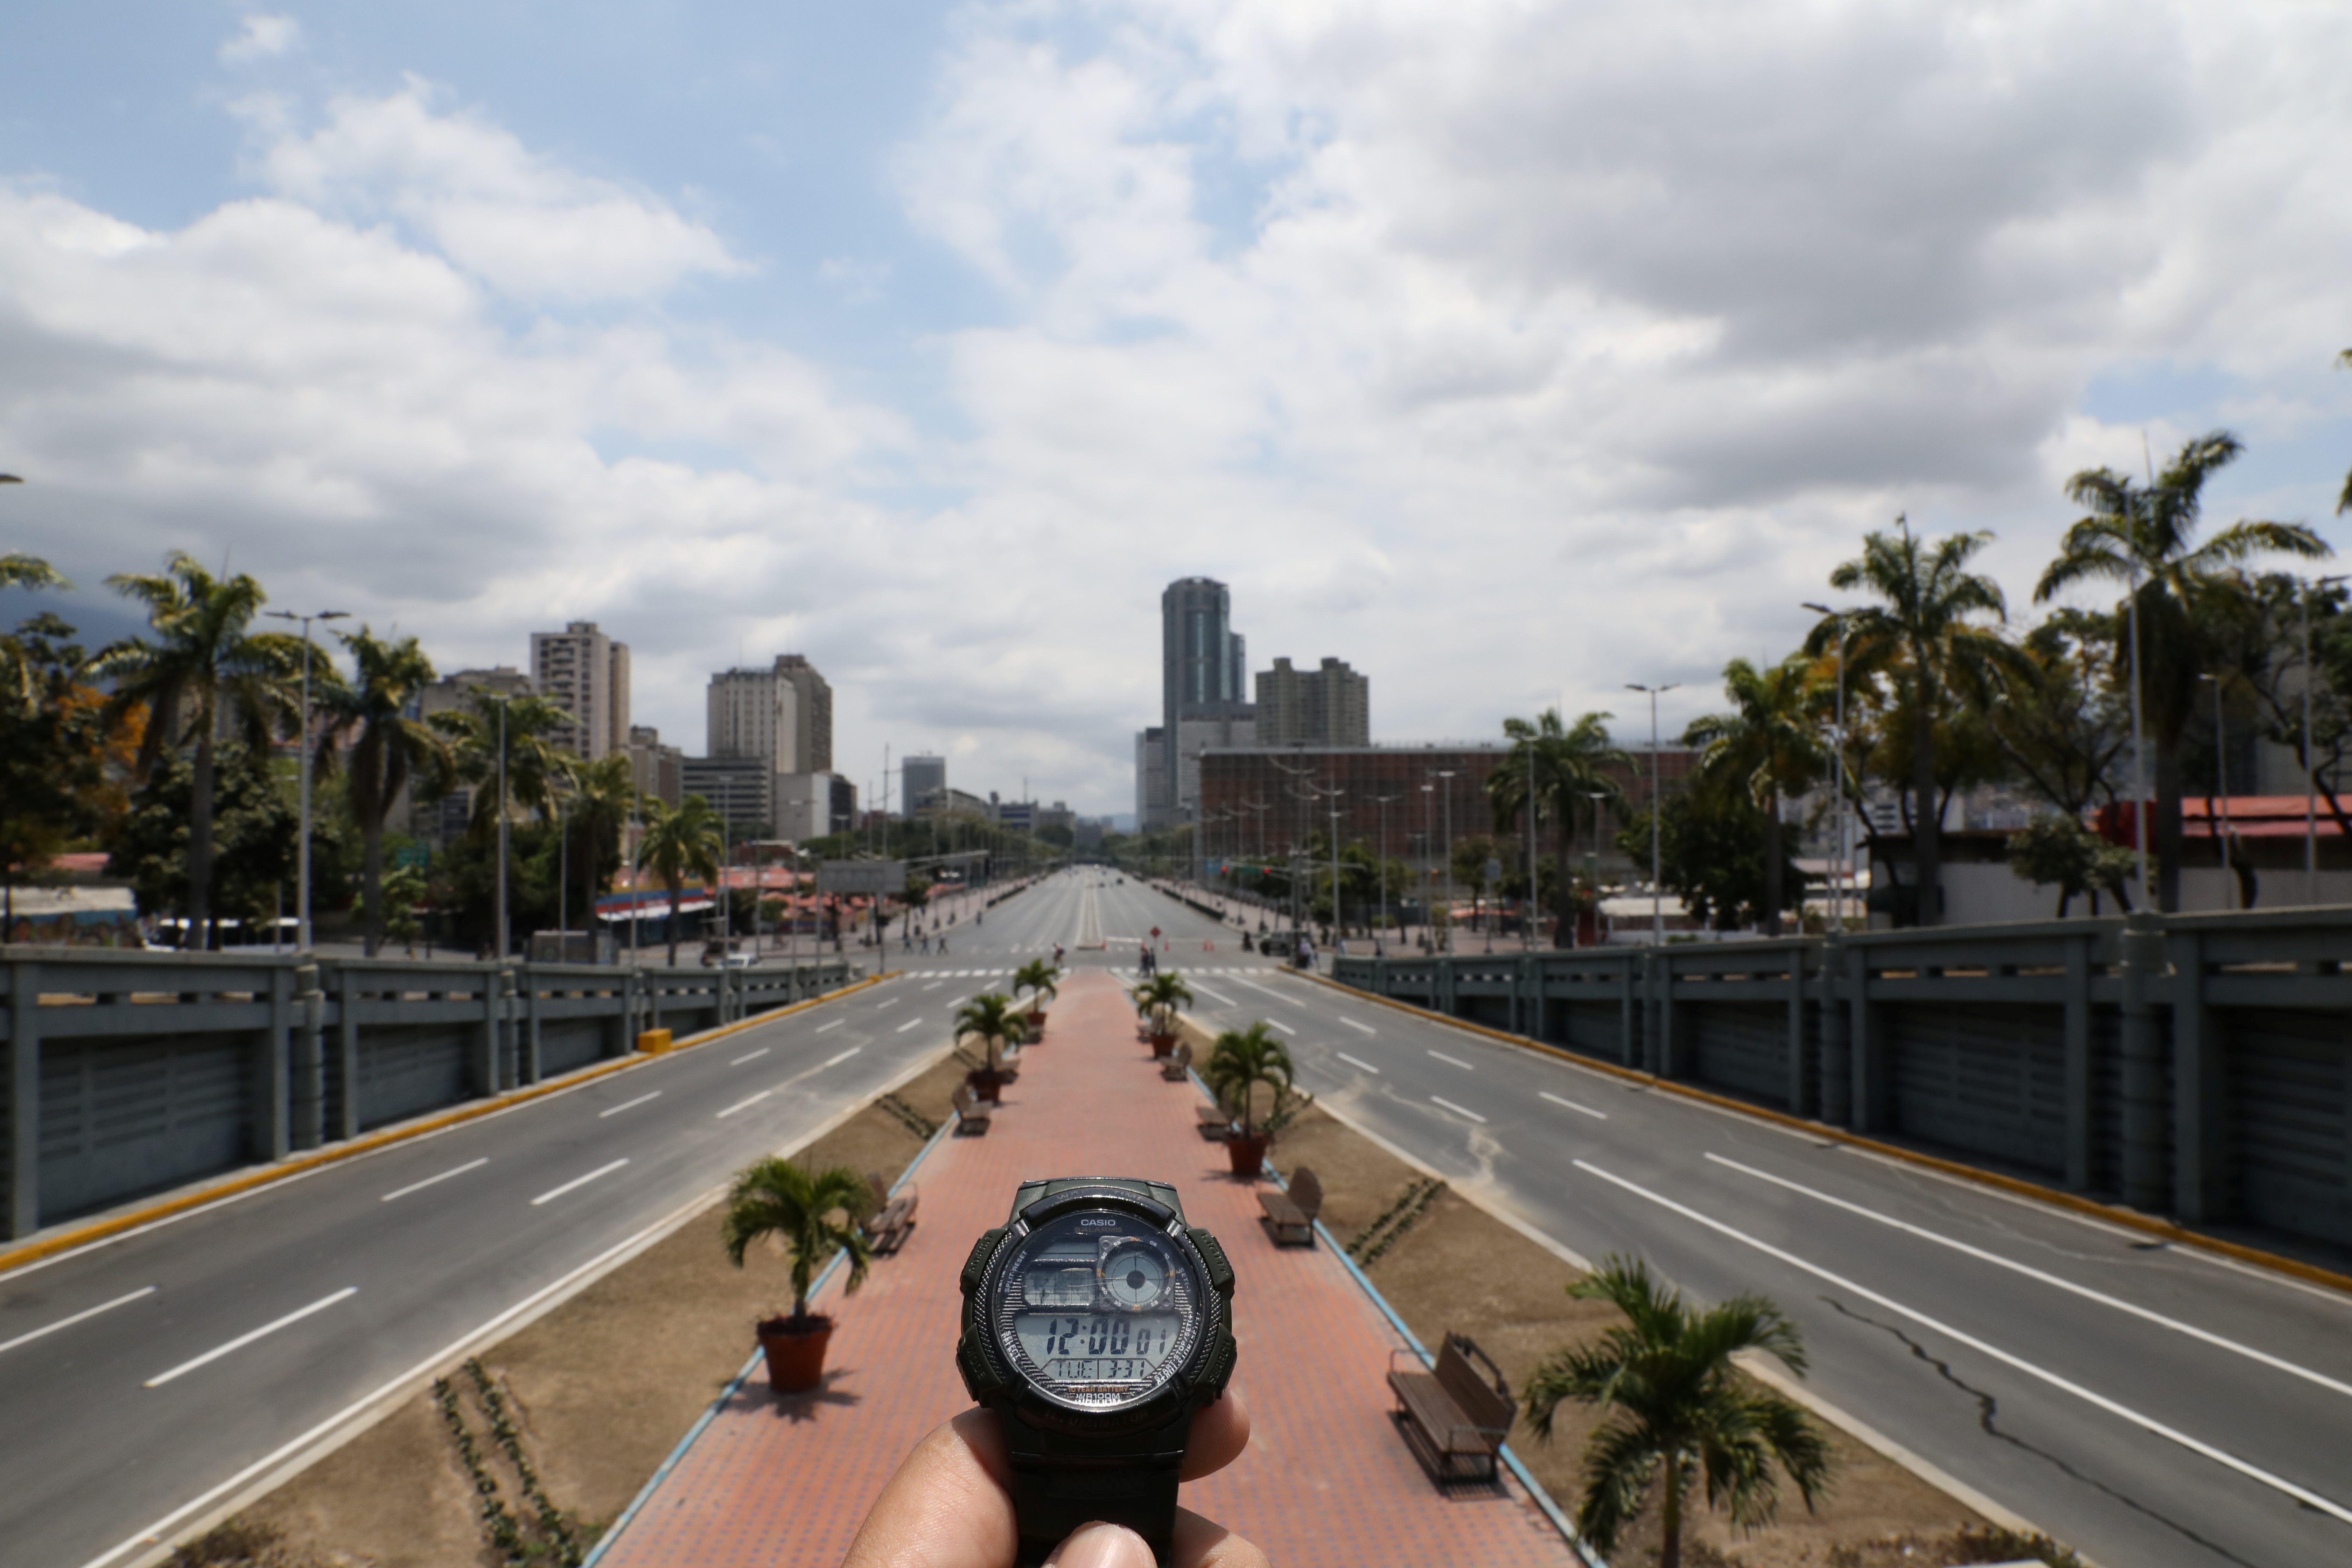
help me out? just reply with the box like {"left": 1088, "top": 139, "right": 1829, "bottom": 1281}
{"left": 315, "top": 628, "right": 449, "bottom": 955}
{"left": 2036, "top": 433, "right": 2330, "bottom": 910}
{"left": 0, "top": 553, "right": 71, "bottom": 709}
{"left": 559, "top": 753, "right": 642, "bottom": 928}
{"left": 952, "top": 992, "right": 1023, "bottom": 1074}
{"left": 637, "top": 794, "right": 724, "bottom": 966}
{"left": 720, "top": 1157, "right": 873, "bottom": 1327}
{"left": 1817, "top": 518, "right": 2026, "bottom": 926}
{"left": 428, "top": 688, "right": 572, "bottom": 838}
{"left": 1683, "top": 657, "right": 1824, "bottom": 937}
{"left": 1133, "top": 971, "right": 1194, "bottom": 1040}
{"left": 1202, "top": 1021, "right": 1304, "bottom": 1139}
{"left": 92, "top": 554, "right": 301, "bottom": 949}
{"left": 1011, "top": 957, "right": 1061, "bottom": 1027}
{"left": 2338, "top": 348, "right": 2352, "bottom": 518}
{"left": 1522, "top": 1256, "right": 1832, "bottom": 1568}
{"left": 1487, "top": 709, "right": 1631, "bottom": 945}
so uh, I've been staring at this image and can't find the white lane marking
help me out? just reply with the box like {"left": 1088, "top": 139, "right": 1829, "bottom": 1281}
{"left": 530, "top": 1158, "right": 631, "bottom": 1203}
{"left": 826, "top": 1046, "right": 865, "bottom": 1066}
{"left": 1540, "top": 1091, "right": 1608, "bottom": 1120}
{"left": 597, "top": 1091, "right": 662, "bottom": 1120}
{"left": 1427, "top": 1049, "right": 1474, "bottom": 1070}
{"left": 144, "top": 1288, "right": 358, "bottom": 1388}
{"left": 1706, "top": 1153, "right": 2352, "bottom": 1402}
{"left": 874, "top": 997, "right": 899, "bottom": 1009}
{"left": 815, "top": 1019, "right": 845, "bottom": 1034}
{"left": 1336, "top": 1052, "right": 1382, "bottom": 1076}
{"left": 1264, "top": 1019, "right": 1297, "bottom": 1035}
{"left": 923, "top": 981, "right": 944, "bottom": 992}
{"left": 1340, "top": 1016, "right": 1377, "bottom": 1035}
{"left": 1236, "top": 978, "right": 1302, "bottom": 1006}
{"left": 0, "top": 1286, "right": 157, "bottom": 1357}
{"left": 1192, "top": 983, "right": 1238, "bottom": 1007}
{"left": 730, "top": 1047, "right": 771, "bottom": 1066}
{"left": 380, "top": 1157, "right": 490, "bottom": 1202}
{"left": 895, "top": 1017, "right": 923, "bottom": 1033}
{"left": 716, "top": 1091, "right": 775, "bottom": 1119}
{"left": 1574, "top": 1159, "right": 2352, "bottom": 1527}
{"left": 1429, "top": 1095, "right": 1488, "bottom": 1124}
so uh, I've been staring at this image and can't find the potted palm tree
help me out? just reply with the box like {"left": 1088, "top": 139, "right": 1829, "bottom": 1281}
{"left": 1521, "top": 1255, "right": 1831, "bottom": 1568}
{"left": 953, "top": 992, "right": 1022, "bottom": 1102}
{"left": 1202, "top": 1021, "right": 1311, "bottom": 1177}
{"left": 722, "top": 1158, "right": 874, "bottom": 1394}
{"left": 1133, "top": 972, "right": 1193, "bottom": 1058}
{"left": 1011, "top": 958, "right": 1060, "bottom": 1042}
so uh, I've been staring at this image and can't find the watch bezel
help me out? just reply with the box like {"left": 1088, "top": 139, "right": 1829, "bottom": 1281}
{"left": 975, "top": 1189, "right": 1224, "bottom": 1427}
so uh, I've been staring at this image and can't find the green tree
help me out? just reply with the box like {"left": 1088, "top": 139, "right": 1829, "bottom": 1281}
{"left": 1202, "top": 1020, "right": 1310, "bottom": 1139}
{"left": 0, "top": 613, "right": 112, "bottom": 932}
{"left": 952, "top": 991, "right": 1024, "bottom": 1073}
{"left": 0, "top": 551, "right": 73, "bottom": 707}
{"left": 1011, "top": 957, "right": 1061, "bottom": 1022}
{"left": 1979, "top": 610, "right": 2132, "bottom": 822}
{"left": 1487, "top": 709, "right": 1631, "bottom": 940}
{"left": 1132, "top": 971, "right": 1194, "bottom": 1038}
{"left": 1683, "top": 657, "right": 1824, "bottom": 938}
{"left": 1522, "top": 1256, "right": 1832, "bottom": 1568}
{"left": 1617, "top": 790, "right": 1805, "bottom": 933}
{"left": 315, "top": 628, "right": 449, "bottom": 955}
{"left": 2004, "top": 816, "right": 2134, "bottom": 918}
{"left": 428, "top": 688, "right": 572, "bottom": 838}
{"left": 92, "top": 554, "right": 301, "bottom": 948}
{"left": 2035, "top": 433, "right": 2330, "bottom": 910}
{"left": 373, "top": 863, "right": 428, "bottom": 953}
{"left": 720, "top": 1158, "right": 873, "bottom": 1327}
{"left": 638, "top": 793, "right": 724, "bottom": 966}
{"left": 555, "top": 753, "right": 640, "bottom": 927}
{"left": 108, "top": 741, "right": 348, "bottom": 937}
{"left": 1818, "top": 518, "right": 2026, "bottom": 926}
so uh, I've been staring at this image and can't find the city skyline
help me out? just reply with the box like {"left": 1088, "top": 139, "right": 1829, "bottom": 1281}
{"left": 4, "top": 5, "right": 2349, "bottom": 816}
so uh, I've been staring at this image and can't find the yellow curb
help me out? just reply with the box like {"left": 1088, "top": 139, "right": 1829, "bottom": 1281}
{"left": 1295, "top": 968, "right": 2352, "bottom": 1300}
{"left": 0, "top": 972, "right": 883, "bottom": 1278}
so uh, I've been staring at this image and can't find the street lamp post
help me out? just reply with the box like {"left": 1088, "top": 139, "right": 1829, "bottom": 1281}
{"left": 2301, "top": 575, "right": 2350, "bottom": 904}
{"left": 1432, "top": 770, "right": 1457, "bottom": 952}
{"left": 1371, "top": 792, "right": 1400, "bottom": 947}
{"left": 2202, "top": 673, "right": 2234, "bottom": 911}
{"left": 1803, "top": 604, "right": 1853, "bottom": 929}
{"left": 495, "top": 694, "right": 514, "bottom": 961}
{"left": 1584, "top": 790, "right": 1609, "bottom": 947}
{"left": 1625, "top": 683, "right": 1679, "bottom": 944}
{"left": 265, "top": 609, "right": 348, "bottom": 951}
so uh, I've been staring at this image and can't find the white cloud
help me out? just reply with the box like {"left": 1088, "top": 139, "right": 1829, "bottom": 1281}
{"left": 220, "top": 14, "right": 301, "bottom": 65}
{"left": 255, "top": 80, "right": 746, "bottom": 303}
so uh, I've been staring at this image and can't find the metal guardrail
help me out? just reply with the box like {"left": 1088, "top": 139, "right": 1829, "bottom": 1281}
{"left": 1332, "top": 908, "right": 2352, "bottom": 1255}
{"left": 1, "top": 947, "right": 862, "bottom": 1239}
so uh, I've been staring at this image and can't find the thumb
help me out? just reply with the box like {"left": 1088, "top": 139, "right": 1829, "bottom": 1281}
{"left": 1041, "top": 1521, "right": 1156, "bottom": 1568}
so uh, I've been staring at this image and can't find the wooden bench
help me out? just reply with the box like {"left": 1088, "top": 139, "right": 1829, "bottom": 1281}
{"left": 1387, "top": 1333, "right": 1513, "bottom": 1485}
{"left": 1160, "top": 1041, "right": 1193, "bottom": 1082}
{"left": 1256, "top": 1166, "right": 1321, "bottom": 1246}
{"left": 951, "top": 1084, "right": 993, "bottom": 1135}
{"left": 1195, "top": 1102, "right": 1233, "bottom": 1141}
{"left": 861, "top": 1171, "right": 918, "bottom": 1255}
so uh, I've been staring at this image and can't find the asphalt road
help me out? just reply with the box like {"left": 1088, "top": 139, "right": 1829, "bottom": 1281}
{"left": 10, "top": 871, "right": 2347, "bottom": 1568}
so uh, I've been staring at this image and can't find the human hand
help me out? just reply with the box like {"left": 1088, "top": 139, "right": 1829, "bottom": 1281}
{"left": 840, "top": 1394, "right": 1267, "bottom": 1568}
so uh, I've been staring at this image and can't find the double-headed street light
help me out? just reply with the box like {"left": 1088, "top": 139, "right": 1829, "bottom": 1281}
{"left": 1625, "top": 683, "right": 1679, "bottom": 944}
{"left": 266, "top": 609, "right": 348, "bottom": 951}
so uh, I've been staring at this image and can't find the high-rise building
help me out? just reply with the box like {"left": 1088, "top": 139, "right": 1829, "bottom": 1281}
{"left": 1155, "top": 578, "right": 1253, "bottom": 827}
{"left": 775, "top": 655, "right": 833, "bottom": 775}
{"left": 707, "top": 655, "right": 833, "bottom": 780}
{"left": 902, "top": 754, "right": 947, "bottom": 816}
{"left": 1255, "top": 657, "right": 1371, "bottom": 747}
{"left": 775, "top": 771, "right": 853, "bottom": 843}
{"left": 627, "top": 724, "right": 683, "bottom": 808}
{"left": 530, "top": 623, "right": 630, "bottom": 761}
{"left": 1136, "top": 727, "right": 1168, "bottom": 828}
{"left": 680, "top": 756, "right": 773, "bottom": 837}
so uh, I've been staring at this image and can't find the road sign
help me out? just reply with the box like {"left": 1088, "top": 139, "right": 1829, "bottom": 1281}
{"left": 1484, "top": 857, "right": 1503, "bottom": 885}
{"left": 817, "top": 860, "right": 906, "bottom": 896}
{"left": 392, "top": 843, "right": 430, "bottom": 871}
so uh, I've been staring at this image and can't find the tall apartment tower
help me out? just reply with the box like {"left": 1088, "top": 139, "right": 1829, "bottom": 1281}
{"left": 1255, "top": 657, "right": 1371, "bottom": 747}
{"left": 530, "top": 623, "right": 630, "bottom": 760}
{"left": 705, "top": 654, "right": 834, "bottom": 776}
{"left": 1156, "top": 578, "right": 1253, "bottom": 828}
{"left": 775, "top": 655, "right": 833, "bottom": 775}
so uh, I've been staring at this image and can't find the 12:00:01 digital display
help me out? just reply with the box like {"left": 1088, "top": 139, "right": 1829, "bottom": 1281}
{"left": 1016, "top": 1313, "right": 1181, "bottom": 1381}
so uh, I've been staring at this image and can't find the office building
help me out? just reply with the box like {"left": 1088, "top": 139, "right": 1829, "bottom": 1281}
{"left": 680, "top": 756, "right": 772, "bottom": 838}
{"left": 1135, "top": 727, "right": 1168, "bottom": 829}
{"left": 902, "top": 755, "right": 947, "bottom": 818}
{"left": 706, "top": 654, "right": 834, "bottom": 779}
{"left": 1255, "top": 657, "right": 1370, "bottom": 748}
{"left": 531, "top": 623, "right": 630, "bottom": 761}
{"left": 627, "top": 725, "right": 683, "bottom": 808}
{"left": 776, "top": 655, "right": 833, "bottom": 775}
{"left": 1153, "top": 577, "right": 1253, "bottom": 827}
{"left": 775, "top": 771, "right": 855, "bottom": 842}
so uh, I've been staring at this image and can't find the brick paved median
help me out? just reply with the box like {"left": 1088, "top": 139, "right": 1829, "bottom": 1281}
{"left": 591, "top": 970, "right": 1578, "bottom": 1567}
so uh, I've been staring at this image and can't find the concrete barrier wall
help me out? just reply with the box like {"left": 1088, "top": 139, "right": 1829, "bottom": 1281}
{"left": 1334, "top": 908, "right": 2352, "bottom": 1252}
{"left": 1, "top": 948, "right": 861, "bottom": 1237}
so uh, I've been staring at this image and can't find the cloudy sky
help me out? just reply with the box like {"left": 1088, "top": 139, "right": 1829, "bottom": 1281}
{"left": 5, "top": 1, "right": 2350, "bottom": 817}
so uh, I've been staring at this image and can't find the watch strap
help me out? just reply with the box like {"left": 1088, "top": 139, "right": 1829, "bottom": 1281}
{"left": 1001, "top": 1406, "right": 1191, "bottom": 1567}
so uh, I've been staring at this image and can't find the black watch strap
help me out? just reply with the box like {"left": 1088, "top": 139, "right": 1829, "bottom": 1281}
{"left": 1001, "top": 1407, "right": 1191, "bottom": 1567}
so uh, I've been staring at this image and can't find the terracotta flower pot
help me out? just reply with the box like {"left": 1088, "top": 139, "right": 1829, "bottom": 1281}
{"left": 757, "top": 1315, "right": 834, "bottom": 1394}
{"left": 1025, "top": 1011, "right": 1046, "bottom": 1037}
{"left": 967, "top": 1068, "right": 1007, "bottom": 1104}
{"left": 1225, "top": 1134, "right": 1269, "bottom": 1177}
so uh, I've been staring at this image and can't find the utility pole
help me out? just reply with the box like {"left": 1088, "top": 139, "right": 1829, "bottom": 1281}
{"left": 1804, "top": 604, "right": 1853, "bottom": 929}
{"left": 1371, "top": 792, "right": 1400, "bottom": 945}
{"left": 1626, "top": 683, "right": 1679, "bottom": 944}
{"left": 1523, "top": 735, "right": 1538, "bottom": 951}
{"left": 264, "top": 609, "right": 347, "bottom": 951}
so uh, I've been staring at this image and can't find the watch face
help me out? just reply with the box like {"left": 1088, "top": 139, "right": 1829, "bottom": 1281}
{"left": 991, "top": 1210, "right": 1207, "bottom": 1409}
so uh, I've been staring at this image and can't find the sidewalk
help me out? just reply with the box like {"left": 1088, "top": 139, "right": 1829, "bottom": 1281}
{"left": 589, "top": 971, "right": 1578, "bottom": 1567}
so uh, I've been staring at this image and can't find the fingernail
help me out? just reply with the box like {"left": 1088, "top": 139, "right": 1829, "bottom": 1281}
{"left": 1042, "top": 1520, "right": 1153, "bottom": 1568}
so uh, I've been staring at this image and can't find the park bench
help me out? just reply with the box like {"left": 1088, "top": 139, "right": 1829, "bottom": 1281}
{"left": 1387, "top": 1332, "right": 1514, "bottom": 1486}
{"left": 1160, "top": 1041, "right": 1193, "bottom": 1082}
{"left": 861, "top": 1171, "right": 918, "bottom": 1255}
{"left": 1255, "top": 1166, "right": 1321, "bottom": 1246}
{"left": 951, "top": 1083, "right": 993, "bottom": 1135}
{"left": 1195, "top": 1102, "right": 1234, "bottom": 1141}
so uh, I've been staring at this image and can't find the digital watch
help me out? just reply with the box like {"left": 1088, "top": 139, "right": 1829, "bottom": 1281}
{"left": 956, "top": 1178, "right": 1238, "bottom": 1567}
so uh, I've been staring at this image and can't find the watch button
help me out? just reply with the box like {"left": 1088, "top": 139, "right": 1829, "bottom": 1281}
{"left": 1188, "top": 1227, "right": 1236, "bottom": 1296}
{"left": 960, "top": 1227, "right": 1006, "bottom": 1297}
{"left": 1201, "top": 1332, "right": 1238, "bottom": 1397}
{"left": 957, "top": 1330, "right": 1003, "bottom": 1400}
